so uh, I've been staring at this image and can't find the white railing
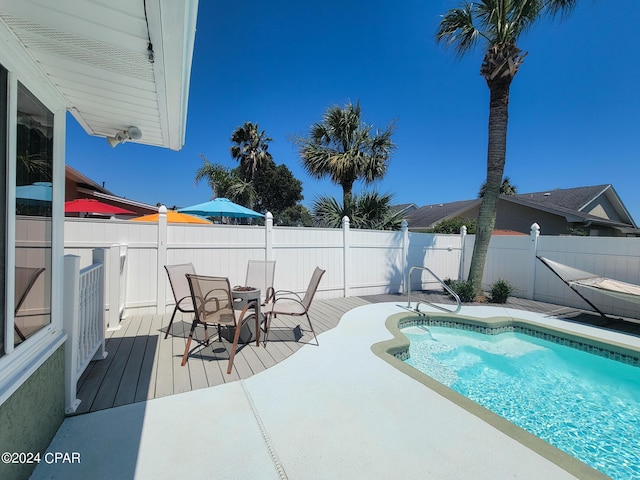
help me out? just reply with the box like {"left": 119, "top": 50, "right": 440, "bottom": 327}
{"left": 63, "top": 250, "right": 108, "bottom": 414}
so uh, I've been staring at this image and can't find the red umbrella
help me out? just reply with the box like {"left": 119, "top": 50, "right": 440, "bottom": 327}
{"left": 64, "top": 198, "right": 136, "bottom": 215}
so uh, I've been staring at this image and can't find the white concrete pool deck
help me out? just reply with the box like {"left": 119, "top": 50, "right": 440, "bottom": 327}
{"left": 32, "top": 302, "right": 637, "bottom": 480}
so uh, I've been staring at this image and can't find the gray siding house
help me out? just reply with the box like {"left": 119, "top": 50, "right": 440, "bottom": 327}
{"left": 406, "top": 185, "right": 639, "bottom": 237}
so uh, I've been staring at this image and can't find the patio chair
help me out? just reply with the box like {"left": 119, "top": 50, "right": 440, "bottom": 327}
{"left": 164, "top": 263, "right": 196, "bottom": 339}
{"left": 14, "top": 266, "right": 45, "bottom": 341}
{"left": 245, "top": 260, "right": 276, "bottom": 305}
{"left": 261, "top": 266, "right": 325, "bottom": 347}
{"left": 184, "top": 274, "right": 260, "bottom": 373}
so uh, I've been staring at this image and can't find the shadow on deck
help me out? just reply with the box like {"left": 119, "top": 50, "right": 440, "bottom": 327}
{"left": 73, "top": 292, "right": 639, "bottom": 415}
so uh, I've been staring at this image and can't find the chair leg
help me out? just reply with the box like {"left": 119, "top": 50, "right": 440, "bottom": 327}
{"left": 306, "top": 313, "right": 319, "bottom": 346}
{"left": 164, "top": 306, "right": 179, "bottom": 339}
{"left": 226, "top": 322, "right": 242, "bottom": 374}
{"left": 254, "top": 313, "right": 260, "bottom": 347}
{"left": 263, "top": 312, "right": 274, "bottom": 347}
{"left": 181, "top": 322, "right": 198, "bottom": 366}
{"left": 227, "top": 304, "right": 252, "bottom": 373}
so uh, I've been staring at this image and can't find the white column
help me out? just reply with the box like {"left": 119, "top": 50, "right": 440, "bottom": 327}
{"left": 63, "top": 255, "right": 81, "bottom": 414}
{"left": 401, "top": 220, "right": 409, "bottom": 293}
{"left": 91, "top": 249, "right": 107, "bottom": 361}
{"left": 342, "top": 216, "right": 350, "bottom": 297}
{"left": 108, "top": 244, "right": 123, "bottom": 330}
{"left": 156, "top": 205, "right": 168, "bottom": 314}
{"left": 459, "top": 225, "right": 467, "bottom": 281}
{"left": 528, "top": 223, "right": 540, "bottom": 299}
{"left": 265, "top": 211, "right": 273, "bottom": 261}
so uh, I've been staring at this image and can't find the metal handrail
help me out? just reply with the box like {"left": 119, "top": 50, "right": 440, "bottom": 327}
{"left": 405, "top": 266, "right": 461, "bottom": 314}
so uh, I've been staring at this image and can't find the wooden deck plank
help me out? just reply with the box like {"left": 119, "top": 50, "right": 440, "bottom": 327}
{"left": 154, "top": 313, "right": 176, "bottom": 398}
{"left": 112, "top": 314, "right": 154, "bottom": 407}
{"left": 134, "top": 313, "right": 163, "bottom": 402}
{"left": 88, "top": 318, "right": 140, "bottom": 411}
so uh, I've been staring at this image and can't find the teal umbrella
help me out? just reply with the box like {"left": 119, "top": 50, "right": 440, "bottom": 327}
{"left": 179, "top": 198, "right": 263, "bottom": 219}
{"left": 16, "top": 182, "right": 52, "bottom": 202}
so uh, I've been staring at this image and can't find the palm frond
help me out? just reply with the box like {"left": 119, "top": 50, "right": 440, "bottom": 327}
{"left": 436, "top": 3, "right": 482, "bottom": 56}
{"left": 295, "top": 101, "right": 395, "bottom": 206}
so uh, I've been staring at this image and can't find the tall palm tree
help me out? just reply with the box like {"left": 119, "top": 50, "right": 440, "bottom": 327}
{"left": 230, "top": 122, "right": 273, "bottom": 182}
{"left": 436, "top": 0, "right": 576, "bottom": 295}
{"left": 294, "top": 102, "right": 396, "bottom": 218}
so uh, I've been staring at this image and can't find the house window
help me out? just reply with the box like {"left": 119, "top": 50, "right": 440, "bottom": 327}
{"left": 13, "top": 82, "right": 53, "bottom": 348}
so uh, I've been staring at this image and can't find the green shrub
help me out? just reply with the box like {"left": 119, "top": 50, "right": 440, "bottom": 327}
{"left": 432, "top": 217, "right": 476, "bottom": 234}
{"left": 490, "top": 279, "right": 513, "bottom": 303}
{"left": 443, "top": 278, "right": 476, "bottom": 302}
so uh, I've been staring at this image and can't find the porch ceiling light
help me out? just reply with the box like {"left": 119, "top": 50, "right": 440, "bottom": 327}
{"left": 106, "top": 126, "right": 142, "bottom": 147}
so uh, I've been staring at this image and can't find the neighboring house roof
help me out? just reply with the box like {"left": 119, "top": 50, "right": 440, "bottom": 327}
{"left": 503, "top": 185, "right": 637, "bottom": 229}
{"left": 65, "top": 165, "right": 113, "bottom": 196}
{"left": 390, "top": 203, "right": 419, "bottom": 216}
{"left": 406, "top": 199, "right": 480, "bottom": 228}
{"left": 65, "top": 165, "right": 157, "bottom": 215}
{"left": 0, "top": 0, "right": 198, "bottom": 151}
{"left": 406, "top": 185, "right": 639, "bottom": 235}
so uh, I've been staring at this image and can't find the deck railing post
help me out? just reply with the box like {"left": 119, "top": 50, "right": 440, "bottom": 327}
{"left": 265, "top": 211, "right": 273, "bottom": 261}
{"left": 63, "top": 254, "right": 81, "bottom": 413}
{"left": 106, "top": 243, "right": 128, "bottom": 329}
{"left": 528, "top": 223, "right": 540, "bottom": 299}
{"left": 91, "top": 248, "right": 108, "bottom": 361}
{"left": 342, "top": 215, "right": 350, "bottom": 297}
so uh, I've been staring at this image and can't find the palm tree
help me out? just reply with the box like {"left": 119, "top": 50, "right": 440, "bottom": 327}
{"left": 312, "top": 191, "right": 404, "bottom": 230}
{"left": 294, "top": 102, "right": 396, "bottom": 218}
{"left": 194, "top": 154, "right": 256, "bottom": 206}
{"left": 479, "top": 176, "right": 517, "bottom": 197}
{"left": 436, "top": 0, "right": 576, "bottom": 295}
{"left": 230, "top": 122, "right": 273, "bottom": 182}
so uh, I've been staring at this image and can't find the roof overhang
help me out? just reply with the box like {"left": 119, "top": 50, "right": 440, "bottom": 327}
{"left": 0, "top": 0, "right": 199, "bottom": 151}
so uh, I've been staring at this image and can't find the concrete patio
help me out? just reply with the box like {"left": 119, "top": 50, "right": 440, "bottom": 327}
{"left": 30, "top": 293, "right": 639, "bottom": 480}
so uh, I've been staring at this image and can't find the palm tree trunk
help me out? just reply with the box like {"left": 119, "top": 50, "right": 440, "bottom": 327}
{"left": 342, "top": 182, "right": 354, "bottom": 219}
{"left": 468, "top": 80, "right": 511, "bottom": 295}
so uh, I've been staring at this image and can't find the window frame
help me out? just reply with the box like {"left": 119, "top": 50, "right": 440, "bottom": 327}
{"left": 0, "top": 28, "right": 67, "bottom": 406}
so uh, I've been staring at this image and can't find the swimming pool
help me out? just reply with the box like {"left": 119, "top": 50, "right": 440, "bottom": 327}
{"left": 400, "top": 323, "right": 640, "bottom": 480}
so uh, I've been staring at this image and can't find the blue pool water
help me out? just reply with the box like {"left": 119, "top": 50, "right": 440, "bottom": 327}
{"left": 402, "top": 326, "right": 640, "bottom": 480}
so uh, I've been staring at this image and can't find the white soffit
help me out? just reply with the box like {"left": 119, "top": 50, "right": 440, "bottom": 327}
{"left": 0, "top": 0, "right": 198, "bottom": 151}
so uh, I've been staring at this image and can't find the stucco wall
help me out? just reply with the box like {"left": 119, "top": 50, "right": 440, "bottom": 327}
{"left": 0, "top": 345, "right": 65, "bottom": 480}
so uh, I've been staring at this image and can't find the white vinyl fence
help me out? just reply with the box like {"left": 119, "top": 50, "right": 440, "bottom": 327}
{"left": 64, "top": 211, "right": 640, "bottom": 323}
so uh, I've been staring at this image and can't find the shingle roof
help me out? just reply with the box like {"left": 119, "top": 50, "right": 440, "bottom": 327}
{"left": 405, "top": 184, "right": 638, "bottom": 233}
{"left": 406, "top": 199, "right": 480, "bottom": 228}
{"left": 509, "top": 185, "right": 609, "bottom": 212}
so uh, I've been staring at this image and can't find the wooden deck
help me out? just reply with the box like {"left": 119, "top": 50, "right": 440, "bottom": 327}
{"left": 73, "top": 292, "right": 640, "bottom": 416}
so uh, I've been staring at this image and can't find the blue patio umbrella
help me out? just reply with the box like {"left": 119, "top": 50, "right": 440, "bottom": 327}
{"left": 16, "top": 182, "right": 52, "bottom": 202}
{"left": 179, "top": 198, "right": 263, "bottom": 219}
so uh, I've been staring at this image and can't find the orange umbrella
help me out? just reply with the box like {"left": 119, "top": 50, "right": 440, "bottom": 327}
{"left": 131, "top": 211, "right": 211, "bottom": 224}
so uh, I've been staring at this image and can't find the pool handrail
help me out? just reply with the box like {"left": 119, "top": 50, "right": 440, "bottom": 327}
{"left": 406, "top": 266, "right": 461, "bottom": 314}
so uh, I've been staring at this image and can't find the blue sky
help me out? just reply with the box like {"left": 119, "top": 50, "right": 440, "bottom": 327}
{"left": 66, "top": 0, "right": 640, "bottom": 224}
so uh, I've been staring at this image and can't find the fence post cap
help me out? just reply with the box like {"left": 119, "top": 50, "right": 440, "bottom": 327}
{"left": 158, "top": 204, "right": 167, "bottom": 214}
